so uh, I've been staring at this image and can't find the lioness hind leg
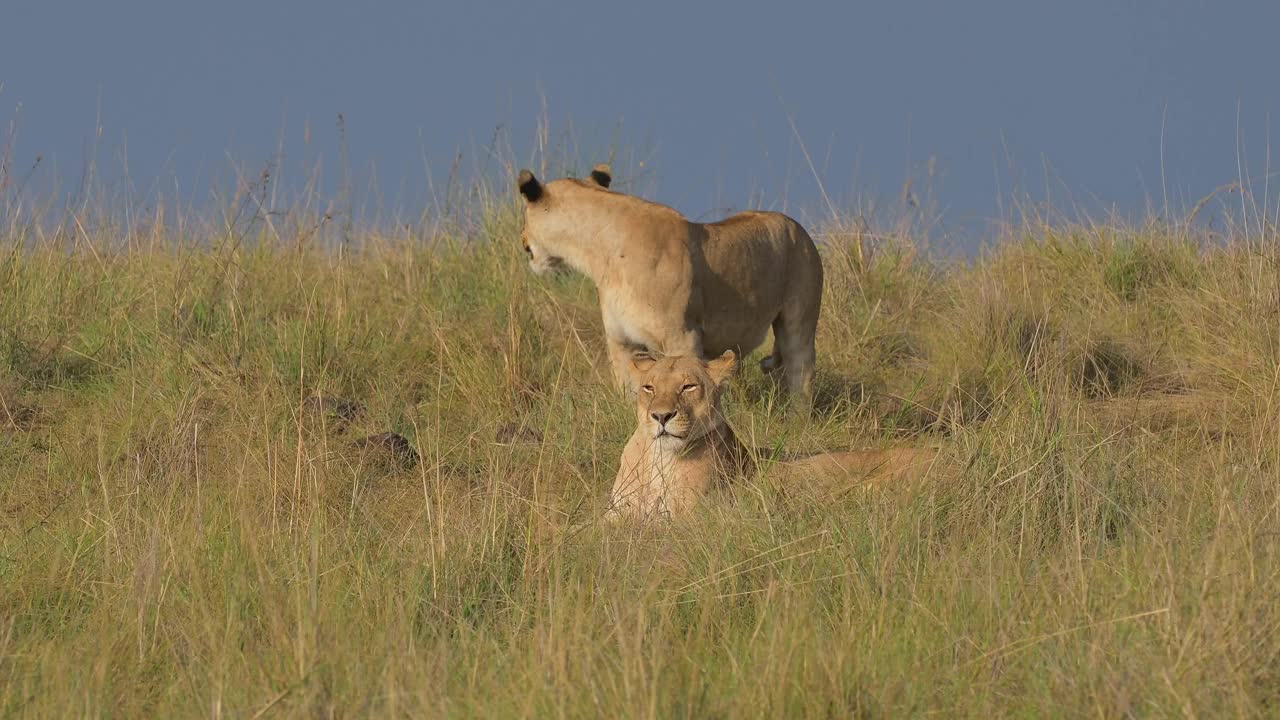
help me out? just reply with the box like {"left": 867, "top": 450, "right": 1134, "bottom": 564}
{"left": 760, "top": 320, "right": 785, "bottom": 376}
{"left": 783, "top": 344, "right": 815, "bottom": 401}
{"left": 773, "top": 308, "right": 818, "bottom": 403}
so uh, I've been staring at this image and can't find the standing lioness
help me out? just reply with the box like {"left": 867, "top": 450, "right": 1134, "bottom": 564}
{"left": 517, "top": 165, "right": 824, "bottom": 399}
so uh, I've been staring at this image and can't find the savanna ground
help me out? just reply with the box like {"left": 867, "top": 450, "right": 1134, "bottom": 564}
{"left": 1, "top": 177, "right": 1279, "bottom": 717}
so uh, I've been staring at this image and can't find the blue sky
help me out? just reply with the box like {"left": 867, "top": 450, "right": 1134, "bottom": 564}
{"left": 2, "top": 0, "right": 1277, "bottom": 245}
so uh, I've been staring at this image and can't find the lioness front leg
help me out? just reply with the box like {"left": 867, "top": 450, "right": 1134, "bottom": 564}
{"left": 607, "top": 338, "right": 641, "bottom": 394}
{"left": 668, "top": 329, "right": 703, "bottom": 360}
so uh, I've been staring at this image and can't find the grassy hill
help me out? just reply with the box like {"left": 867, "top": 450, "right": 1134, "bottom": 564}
{"left": 2, "top": 203, "right": 1277, "bottom": 716}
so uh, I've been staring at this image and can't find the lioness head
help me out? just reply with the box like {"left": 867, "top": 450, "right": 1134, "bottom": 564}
{"left": 628, "top": 350, "right": 736, "bottom": 448}
{"left": 516, "top": 164, "right": 612, "bottom": 275}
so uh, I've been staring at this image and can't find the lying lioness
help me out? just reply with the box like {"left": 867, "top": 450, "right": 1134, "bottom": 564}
{"left": 606, "top": 351, "right": 949, "bottom": 522}
{"left": 517, "top": 165, "right": 824, "bottom": 400}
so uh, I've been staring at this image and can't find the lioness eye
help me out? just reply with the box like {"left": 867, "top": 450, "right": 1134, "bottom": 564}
{"left": 681, "top": 384, "right": 699, "bottom": 393}
{"left": 641, "top": 385, "right": 654, "bottom": 394}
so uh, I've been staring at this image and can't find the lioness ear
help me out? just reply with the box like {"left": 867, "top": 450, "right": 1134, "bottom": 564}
{"left": 629, "top": 351, "right": 657, "bottom": 378}
{"left": 517, "top": 169, "right": 543, "bottom": 203}
{"left": 706, "top": 350, "right": 737, "bottom": 386}
{"left": 588, "top": 163, "right": 612, "bottom": 189}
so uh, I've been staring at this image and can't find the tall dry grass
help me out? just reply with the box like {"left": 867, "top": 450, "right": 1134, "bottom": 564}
{"left": 1, "top": 174, "right": 1278, "bottom": 717}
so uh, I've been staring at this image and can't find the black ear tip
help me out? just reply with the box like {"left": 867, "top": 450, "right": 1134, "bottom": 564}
{"left": 589, "top": 163, "right": 612, "bottom": 188}
{"left": 517, "top": 169, "right": 542, "bottom": 201}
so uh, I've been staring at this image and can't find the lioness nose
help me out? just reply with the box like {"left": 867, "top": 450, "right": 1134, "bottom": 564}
{"left": 651, "top": 411, "right": 676, "bottom": 426}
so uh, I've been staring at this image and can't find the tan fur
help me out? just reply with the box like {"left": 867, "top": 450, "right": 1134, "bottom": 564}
{"left": 517, "top": 166, "right": 824, "bottom": 400}
{"left": 606, "top": 352, "right": 951, "bottom": 523}
{"left": 770, "top": 447, "right": 945, "bottom": 500}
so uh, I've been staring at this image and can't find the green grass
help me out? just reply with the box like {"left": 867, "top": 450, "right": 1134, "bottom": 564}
{"left": 1, "top": 206, "right": 1278, "bottom": 717}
